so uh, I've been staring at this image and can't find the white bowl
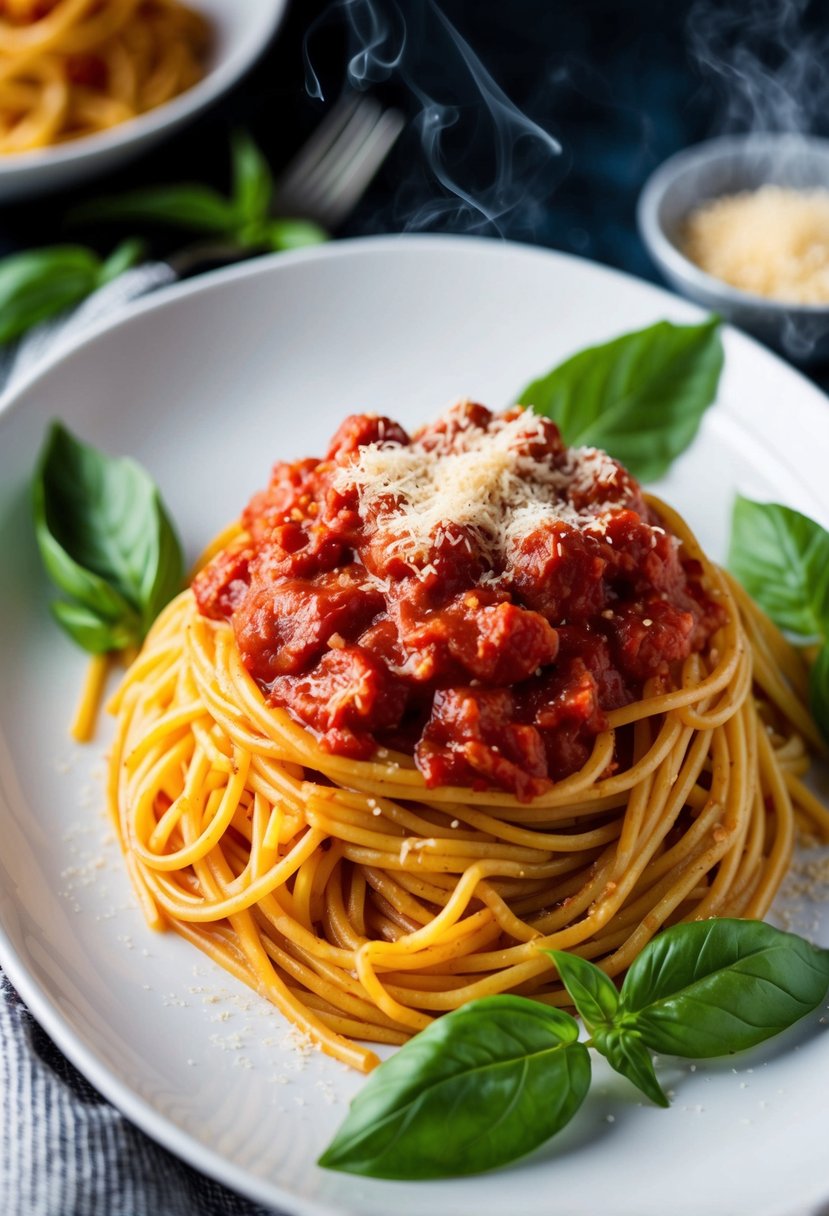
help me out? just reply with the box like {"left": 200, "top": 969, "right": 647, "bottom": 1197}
{"left": 0, "top": 0, "right": 288, "bottom": 202}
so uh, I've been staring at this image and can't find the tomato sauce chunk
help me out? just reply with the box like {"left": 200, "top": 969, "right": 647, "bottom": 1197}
{"left": 191, "top": 403, "right": 724, "bottom": 800}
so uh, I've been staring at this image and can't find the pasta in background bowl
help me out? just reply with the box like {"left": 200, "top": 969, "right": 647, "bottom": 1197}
{"left": 0, "top": 0, "right": 287, "bottom": 200}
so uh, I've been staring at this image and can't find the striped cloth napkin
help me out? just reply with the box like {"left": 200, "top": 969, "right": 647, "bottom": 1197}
{"left": 0, "top": 268, "right": 282, "bottom": 1216}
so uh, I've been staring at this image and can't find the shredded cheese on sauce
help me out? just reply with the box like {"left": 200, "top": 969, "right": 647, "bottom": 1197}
{"left": 333, "top": 407, "right": 621, "bottom": 576}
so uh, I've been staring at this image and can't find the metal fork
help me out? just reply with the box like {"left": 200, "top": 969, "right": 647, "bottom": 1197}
{"left": 274, "top": 92, "right": 406, "bottom": 229}
{"left": 170, "top": 94, "right": 405, "bottom": 277}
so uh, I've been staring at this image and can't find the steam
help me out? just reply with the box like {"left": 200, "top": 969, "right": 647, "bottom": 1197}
{"left": 304, "top": 0, "right": 562, "bottom": 237}
{"left": 688, "top": 0, "right": 829, "bottom": 134}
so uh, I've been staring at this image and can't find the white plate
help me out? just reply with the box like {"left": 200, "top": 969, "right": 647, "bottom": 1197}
{"left": 0, "top": 0, "right": 287, "bottom": 200}
{"left": 1, "top": 236, "right": 829, "bottom": 1216}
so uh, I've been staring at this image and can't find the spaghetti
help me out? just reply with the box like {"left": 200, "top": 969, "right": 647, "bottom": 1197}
{"left": 107, "top": 405, "right": 827, "bottom": 1073}
{"left": 0, "top": 0, "right": 209, "bottom": 153}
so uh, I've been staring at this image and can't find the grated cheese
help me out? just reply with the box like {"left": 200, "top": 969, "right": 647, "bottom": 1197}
{"left": 683, "top": 184, "right": 829, "bottom": 303}
{"left": 334, "top": 405, "right": 622, "bottom": 578}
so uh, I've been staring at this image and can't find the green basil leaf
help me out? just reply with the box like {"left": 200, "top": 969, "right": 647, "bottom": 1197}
{"left": 518, "top": 318, "right": 723, "bottom": 482}
{"left": 619, "top": 919, "right": 829, "bottom": 1058}
{"left": 231, "top": 131, "right": 273, "bottom": 225}
{"left": 318, "top": 995, "right": 590, "bottom": 1179}
{"left": 266, "top": 218, "right": 328, "bottom": 251}
{"left": 33, "top": 423, "right": 183, "bottom": 653}
{"left": 547, "top": 949, "right": 619, "bottom": 1029}
{"left": 592, "top": 1026, "right": 669, "bottom": 1108}
{"left": 74, "top": 186, "right": 240, "bottom": 234}
{"left": 0, "top": 246, "right": 102, "bottom": 343}
{"left": 233, "top": 219, "right": 269, "bottom": 250}
{"left": 97, "top": 238, "right": 145, "bottom": 285}
{"left": 141, "top": 489, "right": 186, "bottom": 631}
{"left": 51, "top": 601, "right": 138, "bottom": 654}
{"left": 729, "top": 496, "right": 829, "bottom": 638}
{"left": 809, "top": 644, "right": 829, "bottom": 743}
{"left": 34, "top": 485, "right": 140, "bottom": 629}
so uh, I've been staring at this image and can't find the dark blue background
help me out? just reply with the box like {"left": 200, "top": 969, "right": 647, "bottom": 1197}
{"left": 0, "top": 0, "right": 810, "bottom": 293}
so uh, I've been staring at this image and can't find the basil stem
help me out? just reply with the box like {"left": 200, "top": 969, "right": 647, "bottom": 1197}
{"left": 549, "top": 949, "right": 667, "bottom": 1106}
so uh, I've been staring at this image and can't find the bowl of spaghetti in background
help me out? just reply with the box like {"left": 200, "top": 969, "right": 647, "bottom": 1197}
{"left": 0, "top": 0, "right": 288, "bottom": 201}
{"left": 638, "top": 133, "right": 829, "bottom": 364}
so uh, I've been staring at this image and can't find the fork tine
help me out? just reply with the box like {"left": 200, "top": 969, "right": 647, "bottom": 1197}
{"left": 312, "top": 109, "right": 406, "bottom": 228}
{"left": 274, "top": 91, "right": 364, "bottom": 199}
{"left": 286, "top": 98, "right": 385, "bottom": 209}
{"left": 273, "top": 91, "right": 405, "bottom": 229}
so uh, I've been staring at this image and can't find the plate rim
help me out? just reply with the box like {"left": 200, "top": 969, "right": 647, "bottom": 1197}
{"left": 3, "top": 232, "right": 829, "bottom": 440}
{"left": 1, "top": 232, "right": 828, "bottom": 1216}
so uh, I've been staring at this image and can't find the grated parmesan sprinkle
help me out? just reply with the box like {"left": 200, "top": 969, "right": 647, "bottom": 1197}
{"left": 334, "top": 405, "right": 623, "bottom": 580}
{"left": 683, "top": 184, "right": 829, "bottom": 303}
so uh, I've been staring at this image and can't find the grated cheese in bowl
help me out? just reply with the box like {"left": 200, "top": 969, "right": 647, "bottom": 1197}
{"left": 682, "top": 184, "right": 829, "bottom": 304}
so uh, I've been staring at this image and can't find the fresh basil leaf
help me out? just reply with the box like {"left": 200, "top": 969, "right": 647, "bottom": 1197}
{"left": 74, "top": 186, "right": 239, "bottom": 234}
{"left": 0, "top": 246, "right": 103, "bottom": 343}
{"left": 518, "top": 318, "right": 723, "bottom": 482}
{"left": 97, "top": 238, "right": 145, "bottom": 285}
{"left": 809, "top": 644, "right": 829, "bottom": 743}
{"left": 33, "top": 423, "right": 183, "bottom": 652}
{"left": 547, "top": 949, "right": 619, "bottom": 1029}
{"left": 592, "top": 1026, "right": 669, "bottom": 1108}
{"left": 266, "top": 218, "right": 328, "bottom": 251}
{"left": 318, "top": 995, "right": 590, "bottom": 1179}
{"left": 33, "top": 482, "right": 140, "bottom": 628}
{"left": 141, "top": 493, "right": 185, "bottom": 630}
{"left": 231, "top": 131, "right": 273, "bottom": 226}
{"left": 729, "top": 496, "right": 829, "bottom": 639}
{"left": 619, "top": 919, "right": 829, "bottom": 1058}
{"left": 51, "top": 601, "right": 138, "bottom": 654}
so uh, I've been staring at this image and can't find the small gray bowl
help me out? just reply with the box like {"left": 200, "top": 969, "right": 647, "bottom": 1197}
{"left": 637, "top": 133, "right": 829, "bottom": 363}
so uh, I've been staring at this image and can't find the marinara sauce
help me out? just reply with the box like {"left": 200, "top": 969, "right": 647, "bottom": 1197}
{"left": 193, "top": 403, "right": 723, "bottom": 800}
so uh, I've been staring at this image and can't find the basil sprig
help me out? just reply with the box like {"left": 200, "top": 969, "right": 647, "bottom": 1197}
{"left": 74, "top": 132, "right": 327, "bottom": 254}
{"left": 0, "top": 239, "right": 143, "bottom": 345}
{"left": 33, "top": 423, "right": 184, "bottom": 653}
{"left": 517, "top": 317, "right": 724, "bottom": 482}
{"left": 729, "top": 496, "right": 829, "bottom": 742}
{"left": 320, "top": 920, "right": 829, "bottom": 1179}
{"left": 0, "top": 135, "right": 325, "bottom": 350}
